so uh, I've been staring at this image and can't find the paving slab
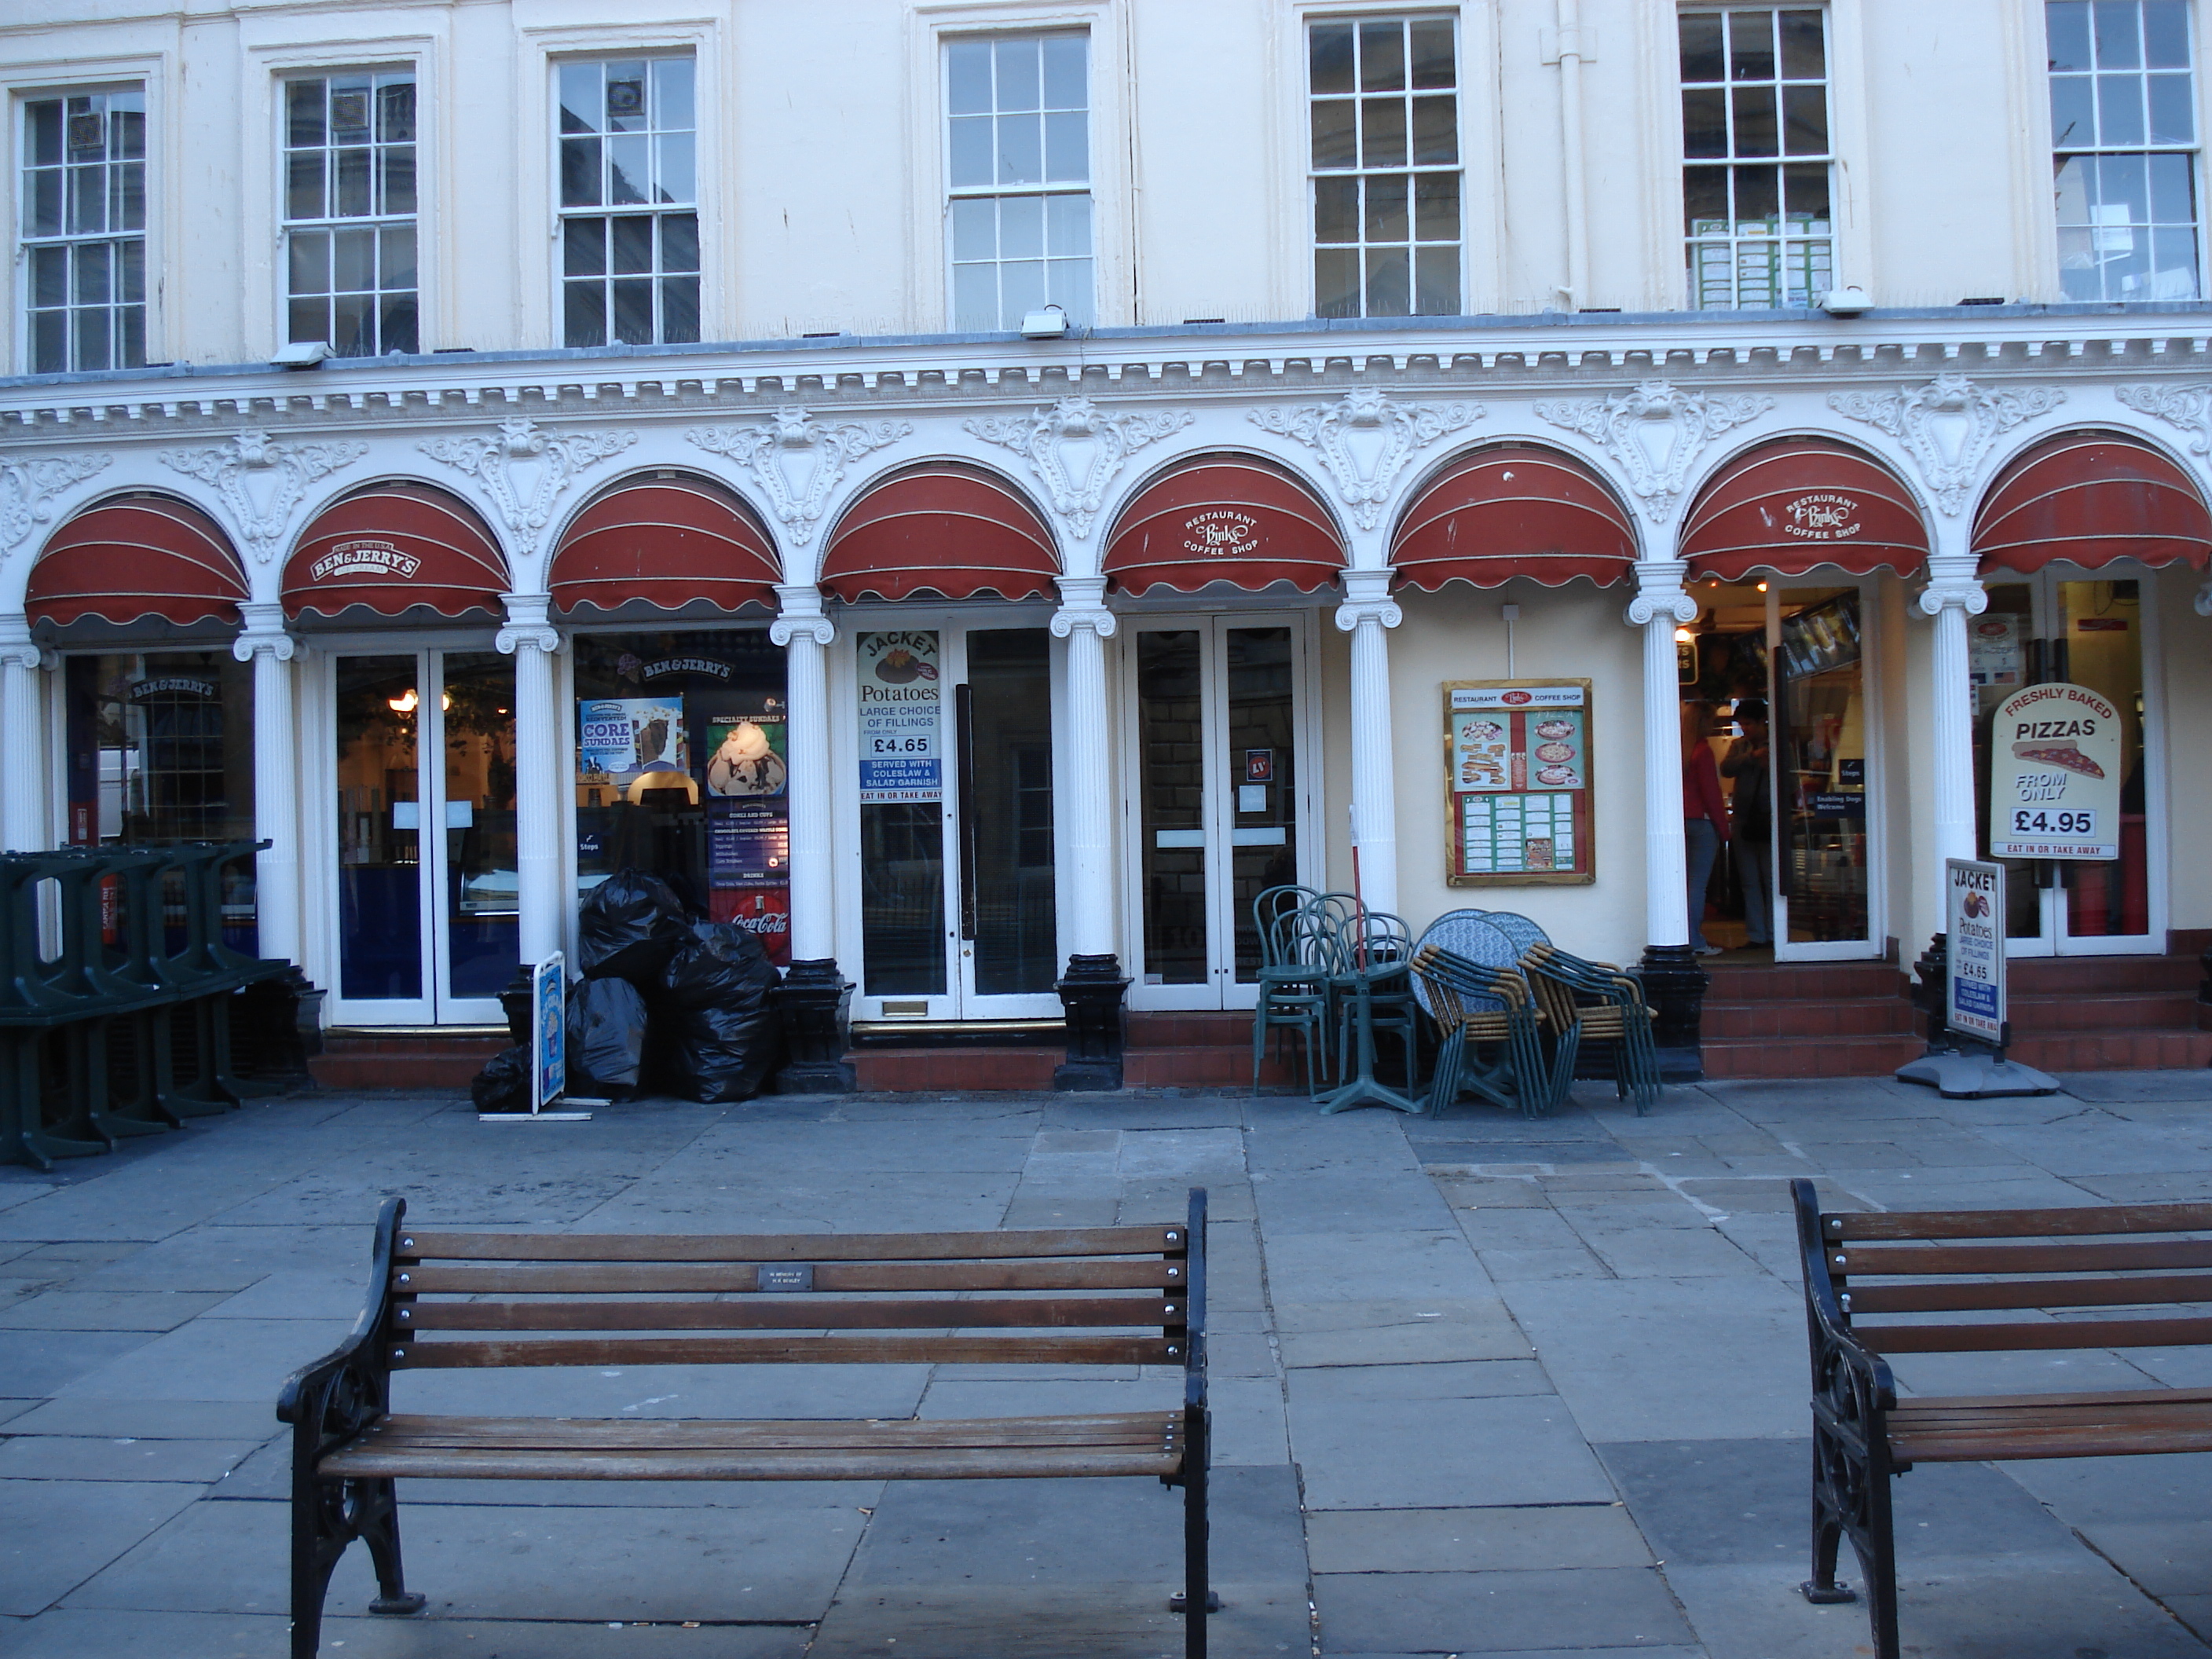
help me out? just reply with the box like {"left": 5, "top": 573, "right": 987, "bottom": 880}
{"left": 1290, "top": 1393, "right": 1615, "bottom": 1511}
{"left": 0, "top": 1435, "right": 262, "bottom": 1483}
{"left": 1306, "top": 1503, "right": 1652, "bottom": 1573}
{"left": 1313, "top": 1565, "right": 1694, "bottom": 1654}
{"left": 0, "top": 1331, "right": 163, "bottom": 1398}
{"left": 1263, "top": 1231, "right": 1494, "bottom": 1303}
{"left": 0, "top": 1292, "right": 229, "bottom": 1331}
{"left": 0, "top": 1478, "right": 202, "bottom": 1615}
{"left": 1273, "top": 1298, "right": 1533, "bottom": 1368}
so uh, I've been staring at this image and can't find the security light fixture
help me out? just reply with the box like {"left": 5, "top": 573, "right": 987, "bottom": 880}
{"left": 272, "top": 339, "right": 332, "bottom": 370}
{"left": 1818, "top": 286, "right": 1872, "bottom": 317}
{"left": 1018, "top": 305, "right": 1069, "bottom": 339}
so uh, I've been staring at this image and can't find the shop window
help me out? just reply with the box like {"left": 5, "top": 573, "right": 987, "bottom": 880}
{"left": 20, "top": 86, "right": 147, "bottom": 373}
{"left": 558, "top": 57, "right": 699, "bottom": 347}
{"left": 2049, "top": 0, "right": 2200, "bottom": 302}
{"left": 1679, "top": 8, "right": 1834, "bottom": 308}
{"left": 572, "top": 630, "right": 789, "bottom": 964}
{"left": 283, "top": 71, "right": 419, "bottom": 357}
{"left": 945, "top": 33, "right": 1093, "bottom": 330}
{"left": 1308, "top": 16, "right": 1462, "bottom": 317}
{"left": 62, "top": 651, "right": 256, "bottom": 953}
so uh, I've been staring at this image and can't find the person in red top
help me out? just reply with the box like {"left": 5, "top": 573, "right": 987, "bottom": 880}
{"left": 1681, "top": 698, "right": 1730, "bottom": 955}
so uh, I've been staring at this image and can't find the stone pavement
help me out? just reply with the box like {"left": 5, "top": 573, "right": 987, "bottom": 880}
{"left": 6, "top": 1068, "right": 2212, "bottom": 1657}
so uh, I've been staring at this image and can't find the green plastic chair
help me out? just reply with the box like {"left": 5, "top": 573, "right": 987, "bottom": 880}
{"left": 1251, "top": 885, "right": 1329, "bottom": 1091}
{"left": 1411, "top": 938, "right": 1555, "bottom": 1118}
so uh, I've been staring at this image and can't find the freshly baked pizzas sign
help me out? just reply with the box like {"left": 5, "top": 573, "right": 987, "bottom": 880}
{"left": 1987, "top": 682, "right": 2122, "bottom": 861}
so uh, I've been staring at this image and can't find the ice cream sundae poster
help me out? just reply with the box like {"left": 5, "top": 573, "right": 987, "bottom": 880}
{"left": 1443, "top": 680, "right": 1595, "bottom": 886}
{"left": 577, "top": 696, "right": 686, "bottom": 784}
{"left": 1987, "top": 681, "right": 2122, "bottom": 860}
{"left": 704, "top": 715, "right": 787, "bottom": 797}
{"left": 856, "top": 630, "right": 943, "bottom": 804}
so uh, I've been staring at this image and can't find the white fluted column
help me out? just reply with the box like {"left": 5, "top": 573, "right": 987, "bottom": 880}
{"left": 1336, "top": 569, "right": 1403, "bottom": 917}
{"left": 1919, "top": 545, "right": 1987, "bottom": 870}
{"left": 772, "top": 584, "right": 837, "bottom": 965}
{"left": 1050, "top": 577, "right": 1119, "bottom": 959}
{"left": 231, "top": 602, "right": 302, "bottom": 963}
{"left": 1630, "top": 559, "right": 1699, "bottom": 947}
{"left": 497, "top": 594, "right": 563, "bottom": 969}
{"left": 0, "top": 613, "right": 49, "bottom": 854}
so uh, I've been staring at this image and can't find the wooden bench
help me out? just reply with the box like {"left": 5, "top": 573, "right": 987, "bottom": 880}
{"left": 1793, "top": 1178, "right": 2212, "bottom": 1659}
{"left": 278, "top": 1192, "right": 1210, "bottom": 1657}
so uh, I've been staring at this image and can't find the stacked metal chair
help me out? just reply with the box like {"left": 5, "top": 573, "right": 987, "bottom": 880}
{"left": 1408, "top": 914, "right": 1556, "bottom": 1117}
{"left": 1521, "top": 942, "right": 1662, "bottom": 1115}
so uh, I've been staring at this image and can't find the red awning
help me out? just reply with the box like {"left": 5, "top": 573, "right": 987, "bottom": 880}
{"left": 819, "top": 463, "right": 1057, "bottom": 602}
{"left": 1104, "top": 454, "right": 1343, "bottom": 595}
{"left": 284, "top": 482, "right": 508, "bottom": 621}
{"left": 1392, "top": 446, "right": 1637, "bottom": 590}
{"left": 1973, "top": 430, "right": 2212, "bottom": 575}
{"left": 29, "top": 494, "right": 248, "bottom": 629}
{"left": 1682, "top": 440, "right": 1928, "bottom": 581}
{"left": 551, "top": 474, "right": 781, "bottom": 617}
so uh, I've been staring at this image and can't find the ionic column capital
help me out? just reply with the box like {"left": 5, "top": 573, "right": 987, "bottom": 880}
{"left": 1334, "top": 567, "right": 1402, "bottom": 632}
{"left": 1050, "top": 574, "right": 1117, "bottom": 639}
{"left": 1916, "top": 552, "right": 1988, "bottom": 618}
{"left": 1627, "top": 558, "right": 1698, "bottom": 627}
{"left": 232, "top": 600, "right": 298, "bottom": 664}
{"left": 495, "top": 591, "right": 562, "bottom": 656}
{"left": 771, "top": 583, "right": 837, "bottom": 647}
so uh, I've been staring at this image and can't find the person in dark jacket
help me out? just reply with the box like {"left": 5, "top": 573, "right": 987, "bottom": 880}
{"left": 1682, "top": 699, "right": 1730, "bottom": 955}
{"left": 1720, "top": 698, "right": 1773, "bottom": 947}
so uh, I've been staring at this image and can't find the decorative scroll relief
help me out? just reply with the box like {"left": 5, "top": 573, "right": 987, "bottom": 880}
{"left": 1249, "top": 390, "right": 1483, "bottom": 532}
{"left": 965, "top": 397, "right": 1190, "bottom": 540}
{"left": 1534, "top": 382, "right": 1772, "bottom": 523}
{"left": 157, "top": 430, "right": 367, "bottom": 562}
{"left": 1829, "top": 374, "right": 2065, "bottom": 515}
{"left": 688, "top": 409, "right": 910, "bottom": 548}
{"left": 0, "top": 452, "right": 109, "bottom": 551}
{"left": 420, "top": 419, "right": 635, "bottom": 544}
{"left": 2116, "top": 381, "right": 2212, "bottom": 456}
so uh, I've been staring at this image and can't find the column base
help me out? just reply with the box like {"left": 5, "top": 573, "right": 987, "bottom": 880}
{"left": 1633, "top": 944, "right": 1709, "bottom": 1083}
{"left": 1055, "top": 953, "right": 1130, "bottom": 1092}
{"left": 233, "top": 967, "right": 325, "bottom": 1090}
{"left": 770, "top": 958, "right": 856, "bottom": 1094}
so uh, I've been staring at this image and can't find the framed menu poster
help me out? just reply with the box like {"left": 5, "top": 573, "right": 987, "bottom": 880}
{"left": 1444, "top": 679, "right": 1595, "bottom": 886}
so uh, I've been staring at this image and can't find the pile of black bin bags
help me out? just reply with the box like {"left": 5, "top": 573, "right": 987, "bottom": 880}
{"left": 471, "top": 870, "right": 783, "bottom": 1111}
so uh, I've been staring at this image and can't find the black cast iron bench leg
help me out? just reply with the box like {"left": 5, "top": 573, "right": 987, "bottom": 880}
{"left": 292, "top": 1475, "right": 424, "bottom": 1657}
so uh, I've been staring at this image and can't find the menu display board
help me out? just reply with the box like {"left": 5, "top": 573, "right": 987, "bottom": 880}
{"left": 856, "top": 630, "right": 943, "bottom": 804}
{"left": 1986, "top": 681, "right": 2122, "bottom": 860}
{"left": 1444, "top": 680, "right": 1595, "bottom": 886}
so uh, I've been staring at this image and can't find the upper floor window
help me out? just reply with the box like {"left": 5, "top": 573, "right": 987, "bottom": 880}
{"left": 559, "top": 57, "right": 698, "bottom": 347}
{"left": 1308, "top": 17, "right": 1461, "bottom": 317}
{"left": 20, "top": 88, "right": 145, "bottom": 373}
{"left": 2050, "top": 0, "right": 2199, "bottom": 302}
{"left": 284, "top": 73, "right": 417, "bottom": 357}
{"left": 1679, "top": 9, "right": 1833, "bottom": 309}
{"left": 946, "top": 35, "right": 1092, "bottom": 331}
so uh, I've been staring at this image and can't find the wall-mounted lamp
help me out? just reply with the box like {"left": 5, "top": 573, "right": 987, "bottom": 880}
{"left": 1019, "top": 304, "right": 1069, "bottom": 339}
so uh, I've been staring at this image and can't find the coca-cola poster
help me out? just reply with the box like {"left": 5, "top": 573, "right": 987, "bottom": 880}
{"left": 711, "top": 884, "right": 790, "bottom": 966}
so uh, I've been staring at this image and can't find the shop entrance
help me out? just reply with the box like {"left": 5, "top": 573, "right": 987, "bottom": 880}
{"left": 1974, "top": 568, "right": 2161, "bottom": 955}
{"left": 1123, "top": 614, "right": 1314, "bottom": 1010}
{"left": 328, "top": 650, "right": 518, "bottom": 1025}
{"left": 1683, "top": 579, "right": 1882, "bottom": 961}
{"left": 851, "top": 623, "right": 1060, "bottom": 1023}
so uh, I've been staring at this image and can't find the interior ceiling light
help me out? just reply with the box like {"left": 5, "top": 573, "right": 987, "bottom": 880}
{"left": 1674, "top": 626, "right": 1696, "bottom": 643}
{"left": 387, "top": 688, "right": 419, "bottom": 714}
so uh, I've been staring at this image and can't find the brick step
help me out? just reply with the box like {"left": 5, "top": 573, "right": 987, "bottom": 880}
{"left": 319, "top": 1030, "right": 510, "bottom": 1058}
{"left": 1126, "top": 1011, "right": 1254, "bottom": 1048}
{"left": 851, "top": 1046, "right": 1060, "bottom": 1093}
{"left": 1701, "top": 1034, "right": 1927, "bottom": 1079}
{"left": 2002, "top": 989, "right": 2203, "bottom": 1031}
{"left": 1702, "top": 962, "right": 1909, "bottom": 1001}
{"left": 2007, "top": 1029, "right": 2212, "bottom": 1071}
{"left": 1701, "top": 997, "right": 1921, "bottom": 1040}
{"left": 2010, "top": 954, "right": 2200, "bottom": 994}
{"left": 1122, "top": 1044, "right": 1303, "bottom": 1090}
{"left": 306, "top": 1051, "right": 492, "bottom": 1090}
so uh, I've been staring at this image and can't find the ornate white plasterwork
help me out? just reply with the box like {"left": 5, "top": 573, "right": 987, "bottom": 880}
{"left": 1534, "top": 382, "right": 1773, "bottom": 523}
{"left": 1829, "top": 373, "right": 2065, "bottom": 515}
{"left": 965, "top": 397, "right": 1191, "bottom": 540}
{"left": 0, "top": 452, "right": 110, "bottom": 551}
{"left": 156, "top": 429, "right": 367, "bottom": 562}
{"left": 419, "top": 419, "right": 635, "bottom": 544}
{"left": 1626, "top": 558, "right": 1701, "bottom": 627}
{"left": 1248, "top": 390, "right": 1483, "bottom": 532}
{"left": 2115, "top": 381, "right": 2212, "bottom": 457}
{"left": 688, "top": 408, "right": 910, "bottom": 547}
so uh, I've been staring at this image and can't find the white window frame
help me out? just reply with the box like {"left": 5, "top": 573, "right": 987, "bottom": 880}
{"left": 278, "top": 68, "right": 422, "bottom": 358}
{"left": 551, "top": 53, "right": 702, "bottom": 350}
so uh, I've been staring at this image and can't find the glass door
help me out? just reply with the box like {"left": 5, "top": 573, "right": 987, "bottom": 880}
{"left": 1975, "top": 568, "right": 2159, "bottom": 955}
{"left": 1767, "top": 584, "right": 1881, "bottom": 961}
{"left": 331, "top": 649, "right": 518, "bottom": 1024}
{"left": 853, "top": 623, "right": 1060, "bottom": 1022}
{"left": 1126, "top": 615, "right": 1311, "bottom": 1010}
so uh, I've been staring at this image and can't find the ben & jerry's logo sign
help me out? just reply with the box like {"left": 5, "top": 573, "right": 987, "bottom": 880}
{"left": 1181, "top": 507, "right": 1260, "bottom": 558}
{"left": 1779, "top": 493, "right": 1862, "bottom": 540}
{"left": 310, "top": 537, "right": 420, "bottom": 583}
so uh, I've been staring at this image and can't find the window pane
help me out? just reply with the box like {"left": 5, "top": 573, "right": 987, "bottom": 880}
{"left": 1310, "top": 23, "right": 1355, "bottom": 93}
{"left": 1315, "top": 246, "right": 1360, "bottom": 316}
{"left": 112, "top": 160, "right": 144, "bottom": 232}
{"left": 2099, "top": 71, "right": 2147, "bottom": 144}
{"left": 73, "top": 240, "right": 110, "bottom": 304}
{"left": 661, "top": 211, "right": 700, "bottom": 273}
{"left": 2144, "top": 0, "right": 2191, "bottom": 65}
{"left": 1046, "top": 192, "right": 1091, "bottom": 256}
{"left": 378, "top": 81, "right": 416, "bottom": 143}
{"left": 118, "top": 237, "right": 144, "bottom": 304}
{"left": 380, "top": 145, "right": 416, "bottom": 216}
{"left": 953, "top": 262, "right": 998, "bottom": 330}
{"left": 1414, "top": 243, "right": 1459, "bottom": 313}
{"left": 119, "top": 303, "right": 145, "bottom": 367}
{"left": 1001, "top": 258, "right": 1046, "bottom": 320}
{"left": 654, "top": 58, "right": 695, "bottom": 130}
{"left": 1410, "top": 20, "right": 1456, "bottom": 89}
{"left": 74, "top": 304, "right": 110, "bottom": 372}
{"left": 1001, "top": 193, "right": 1044, "bottom": 258}
{"left": 2095, "top": 0, "right": 2144, "bottom": 68}
{"left": 1683, "top": 87, "right": 1729, "bottom": 157}
{"left": 997, "top": 112, "right": 1042, "bottom": 184}
{"left": 559, "top": 63, "right": 600, "bottom": 135}
{"left": 331, "top": 291, "right": 372, "bottom": 356}
{"left": 1361, "top": 20, "right": 1406, "bottom": 91}
{"left": 1680, "top": 13, "right": 1726, "bottom": 81}
{"left": 1364, "top": 172, "right": 1408, "bottom": 242}
{"left": 288, "top": 297, "right": 325, "bottom": 346}
{"left": 1045, "top": 110, "right": 1087, "bottom": 183}
{"left": 2049, "top": 1, "right": 2093, "bottom": 71}
{"left": 2106, "top": 146, "right": 2150, "bottom": 217}
{"left": 1414, "top": 171, "right": 1460, "bottom": 241}
{"left": 290, "top": 230, "right": 331, "bottom": 295}
{"left": 1733, "top": 85, "right": 1779, "bottom": 156}
{"left": 608, "top": 134, "right": 649, "bottom": 204}
{"left": 287, "top": 152, "right": 324, "bottom": 220}
{"left": 661, "top": 274, "right": 700, "bottom": 342}
{"left": 331, "top": 81, "right": 370, "bottom": 137}
{"left": 1311, "top": 99, "right": 1357, "bottom": 168}
{"left": 1782, "top": 84, "right": 1828, "bottom": 153}
{"left": 335, "top": 147, "right": 372, "bottom": 216}
{"left": 612, "top": 277, "right": 654, "bottom": 343}
{"left": 562, "top": 137, "right": 602, "bottom": 207}
{"left": 2052, "top": 74, "right": 2096, "bottom": 146}
{"left": 111, "top": 97, "right": 144, "bottom": 159}
{"left": 334, "top": 225, "right": 375, "bottom": 292}
{"left": 2152, "top": 222, "right": 2199, "bottom": 295}
{"left": 950, "top": 115, "right": 993, "bottom": 187}
{"left": 1364, "top": 245, "right": 1410, "bottom": 314}
{"left": 32, "top": 309, "right": 65, "bottom": 372}
{"left": 27, "top": 169, "right": 60, "bottom": 236}
{"left": 1361, "top": 96, "right": 1407, "bottom": 167}
{"left": 68, "top": 165, "right": 103, "bottom": 234}
{"left": 28, "top": 99, "right": 62, "bottom": 167}
{"left": 1315, "top": 174, "right": 1358, "bottom": 243}
{"left": 380, "top": 291, "right": 417, "bottom": 354}
{"left": 379, "top": 224, "right": 416, "bottom": 288}
{"left": 288, "top": 79, "right": 326, "bottom": 146}
{"left": 950, "top": 196, "right": 995, "bottom": 260}
{"left": 1784, "top": 162, "right": 1832, "bottom": 222}
{"left": 995, "top": 38, "right": 1041, "bottom": 111}
{"left": 1686, "top": 165, "right": 1729, "bottom": 230}
{"left": 1778, "top": 11, "right": 1825, "bottom": 79}
{"left": 1729, "top": 10, "right": 1777, "bottom": 79}
{"left": 1736, "top": 163, "right": 1780, "bottom": 223}
{"left": 1411, "top": 94, "right": 1458, "bottom": 164}
{"left": 1042, "top": 35, "right": 1086, "bottom": 108}
{"left": 2149, "top": 71, "right": 2195, "bottom": 143}
{"left": 657, "top": 132, "right": 695, "bottom": 203}
{"left": 2150, "top": 148, "right": 2195, "bottom": 218}
{"left": 611, "top": 214, "right": 655, "bottom": 274}
{"left": 565, "top": 280, "right": 606, "bottom": 346}
{"left": 564, "top": 218, "right": 606, "bottom": 276}
{"left": 947, "top": 41, "right": 992, "bottom": 115}
{"left": 606, "top": 62, "right": 648, "bottom": 130}
{"left": 1046, "top": 255, "right": 1092, "bottom": 323}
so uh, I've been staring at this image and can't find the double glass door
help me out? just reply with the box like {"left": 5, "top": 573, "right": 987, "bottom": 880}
{"left": 1126, "top": 616, "right": 1310, "bottom": 1009}
{"left": 1974, "top": 568, "right": 2159, "bottom": 954}
{"left": 331, "top": 650, "right": 518, "bottom": 1024}
{"left": 854, "top": 624, "right": 1059, "bottom": 1021}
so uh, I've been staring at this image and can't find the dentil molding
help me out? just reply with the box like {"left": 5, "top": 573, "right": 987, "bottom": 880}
{"left": 0, "top": 452, "right": 110, "bottom": 551}
{"left": 1249, "top": 389, "right": 1483, "bottom": 532}
{"left": 1829, "top": 372, "right": 2064, "bottom": 515}
{"left": 1534, "top": 382, "right": 1773, "bottom": 523}
{"left": 687, "top": 408, "right": 910, "bottom": 547}
{"left": 156, "top": 429, "right": 368, "bottom": 562}
{"left": 965, "top": 397, "right": 1191, "bottom": 540}
{"left": 419, "top": 419, "right": 635, "bottom": 547}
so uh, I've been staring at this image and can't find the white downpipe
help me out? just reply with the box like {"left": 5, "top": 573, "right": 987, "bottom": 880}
{"left": 233, "top": 602, "right": 302, "bottom": 964}
{"left": 1556, "top": 0, "right": 1591, "bottom": 309}
{"left": 1631, "top": 561, "right": 1697, "bottom": 947}
{"left": 773, "top": 584, "right": 837, "bottom": 964}
{"left": 0, "top": 614, "right": 47, "bottom": 855}
{"left": 497, "top": 594, "right": 564, "bottom": 968}
{"left": 1336, "top": 571, "right": 1402, "bottom": 918}
{"left": 1052, "top": 576, "right": 1118, "bottom": 959}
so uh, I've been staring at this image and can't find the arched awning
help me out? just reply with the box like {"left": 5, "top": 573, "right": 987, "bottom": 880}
{"left": 28, "top": 495, "right": 248, "bottom": 629}
{"left": 284, "top": 482, "right": 508, "bottom": 621}
{"left": 1973, "top": 430, "right": 2212, "bottom": 575}
{"left": 1104, "top": 454, "right": 1343, "bottom": 596}
{"left": 819, "top": 463, "right": 1057, "bottom": 602}
{"left": 551, "top": 474, "right": 781, "bottom": 618}
{"left": 1682, "top": 440, "right": 1928, "bottom": 582}
{"left": 1392, "top": 446, "right": 1637, "bottom": 590}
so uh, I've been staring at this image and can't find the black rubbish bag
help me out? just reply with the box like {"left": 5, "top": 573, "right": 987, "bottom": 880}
{"left": 654, "top": 921, "right": 784, "bottom": 1104}
{"left": 567, "top": 975, "right": 649, "bottom": 1098}
{"left": 470, "top": 1046, "right": 532, "bottom": 1114}
{"left": 577, "top": 869, "right": 693, "bottom": 983}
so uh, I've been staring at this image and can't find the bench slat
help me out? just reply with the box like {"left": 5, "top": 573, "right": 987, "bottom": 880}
{"left": 397, "top": 1261, "right": 1179, "bottom": 1295}
{"left": 1831, "top": 1240, "right": 2212, "bottom": 1276}
{"left": 1893, "top": 1385, "right": 2212, "bottom": 1412}
{"left": 319, "top": 1445, "right": 1185, "bottom": 1481}
{"left": 1848, "top": 1273, "right": 2212, "bottom": 1313}
{"left": 346, "top": 1412, "right": 1177, "bottom": 1451}
{"left": 1823, "top": 1203, "right": 2212, "bottom": 1242}
{"left": 1862, "top": 1315, "right": 2212, "bottom": 1353}
{"left": 400, "top": 1296, "right": 1177, "bottom": 1333}
{"left": 396, "top": 1227, "right": 1179, "bottom": 1264}
{"left": 390, "top": 1334, "right": 1176, "bottom": 1368}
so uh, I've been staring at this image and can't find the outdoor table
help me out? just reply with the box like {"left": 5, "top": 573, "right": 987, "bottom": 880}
{"left": 1315, "top": 958, "right": 1423, "bottom": 1115}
